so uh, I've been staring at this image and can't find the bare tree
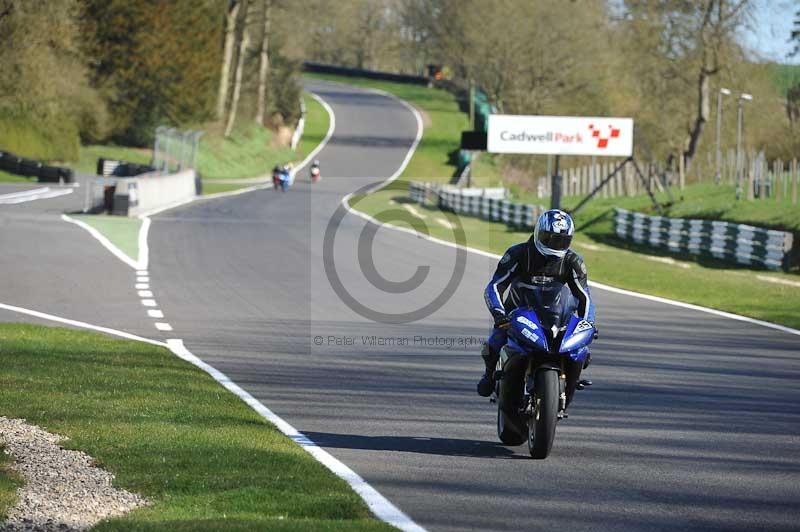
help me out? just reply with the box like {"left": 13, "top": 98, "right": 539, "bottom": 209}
{"left": 255, "top": 0, "right": 272, "bottom": 126}
{"left": 224, "top": 0, "right": 250, "bottom": 138}
{"left": 217, "top": 0, "right": 241, "bottom": 121}
{"left": 683, "top": 0, "right": 750, "bottom": 170}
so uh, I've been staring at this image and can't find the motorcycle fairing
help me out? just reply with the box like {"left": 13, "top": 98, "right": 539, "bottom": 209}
{"left": 507, "top": 308, "right": 549, "bottom": 353}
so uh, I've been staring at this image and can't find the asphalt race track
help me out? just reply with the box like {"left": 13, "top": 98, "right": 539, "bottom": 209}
{"left": 4, "top": 79, "right": 800, "bottom": 531}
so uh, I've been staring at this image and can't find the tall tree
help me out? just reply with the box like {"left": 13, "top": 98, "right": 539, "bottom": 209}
{"left": 0, "top": 0, "right": 106, "bottom": 159}
{"left": 82, "top": 0, "right": 222, "bottom": 145}
{"left": 255, "top": 0, "right": 272, "bottom": 125}
{"left": 618, "top": 0, "right": 750, "bottom": 167}
{"left": 790, "top": 8, "right": 800, "bottom": 58}
{"left": 217, "top": 1, "right": 242, "bottom": 120}
{"left": 224, "top": 0, "right": 251, "bottom": 137}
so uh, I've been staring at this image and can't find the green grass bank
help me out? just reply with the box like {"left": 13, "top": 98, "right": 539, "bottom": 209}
{"left": 0, "top": 324, "right": 392, "bottom": 531}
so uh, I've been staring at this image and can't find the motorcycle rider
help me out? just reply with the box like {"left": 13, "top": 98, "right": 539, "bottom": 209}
{"left": 477, "top": 209, "right": 596, "bottom": 411}
{"left": 310, "top": 159, "right": 321, "bottom": 181}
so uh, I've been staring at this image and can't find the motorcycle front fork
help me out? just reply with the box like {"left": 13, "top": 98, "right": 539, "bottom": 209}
{"left": 522, "top": 369, "right": 567, "bottom": 418}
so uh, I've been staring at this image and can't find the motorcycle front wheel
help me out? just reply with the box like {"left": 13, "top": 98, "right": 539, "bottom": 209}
{"left": 528, "top": 368, "right": 559, "bottom": 459}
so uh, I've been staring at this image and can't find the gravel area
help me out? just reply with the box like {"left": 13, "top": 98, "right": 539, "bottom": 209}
{"left": 0, "top": 418, "right": 147, "bottom": 532}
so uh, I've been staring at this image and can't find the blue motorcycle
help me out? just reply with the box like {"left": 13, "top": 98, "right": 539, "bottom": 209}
{"left": 494, "top": 282, "right": 595, "bottom": 459}
{"left": 272, "top": 166, "right": 292, "bottom": 192}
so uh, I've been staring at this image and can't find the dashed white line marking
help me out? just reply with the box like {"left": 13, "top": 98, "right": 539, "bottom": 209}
{"left": 166, "top": 339, "right": 425, "bottom": 532}
{"left": 0, "top": 302, "right": 165, "bottom": 347}
{"left": 141, "top": 299, "right": 157, "bottom": 307}
{"left": 136, "top": 270, "right": 148, "bottom": 276}
{"left": 135, "top": 283, "right": 149, "bottom": 290}
{"left": 155, "top": 322, "right": 173, "bottom": 331}
{"left": 147, "top": 309, "right": 164, "bottom": 318}
{"left": 0, "top": 299, "right": 425, "bottom": 532}
{"left": 137, "top": 276, "right": 149, "bottom": 283}
{"left": 137, "top": 290, "right": 153, "bottom": 298}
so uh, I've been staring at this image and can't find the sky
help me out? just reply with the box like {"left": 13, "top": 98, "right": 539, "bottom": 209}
{"left": 744, "top": 0, "right": 798, "bottom": 64}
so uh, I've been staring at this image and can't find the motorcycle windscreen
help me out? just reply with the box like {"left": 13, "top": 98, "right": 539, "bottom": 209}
{"left": 513, "top": 281, "right": 578, "bottom": 335}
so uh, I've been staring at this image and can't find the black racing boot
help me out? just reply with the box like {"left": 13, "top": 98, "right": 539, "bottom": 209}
{"left": 477, "top": 344, "right": 499, "bottom": 397}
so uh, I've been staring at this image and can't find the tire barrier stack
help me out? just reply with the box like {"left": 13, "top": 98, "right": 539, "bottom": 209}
{"left": 614, "top": 208, "right": 796, "bottom": 271}
{"left": 96, "top": 158, "right": 155, "bottom": 178}
{"left": 0, "top": 150, "right": 74, "bottom": 183}
{"left": 409, "top": 182, "right": 545, "bottom": 230}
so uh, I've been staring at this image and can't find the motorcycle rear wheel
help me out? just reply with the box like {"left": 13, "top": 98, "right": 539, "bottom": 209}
{"left": 496, "top": 375, "right": 526, "bottom": 446}
{"left": 528, "top": 369, "right": 559, "bottom": 459}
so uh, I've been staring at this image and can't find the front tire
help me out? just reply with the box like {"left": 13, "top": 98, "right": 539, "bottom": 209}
{"left": 528, "top": 369, "right": 559, "bottom": 459}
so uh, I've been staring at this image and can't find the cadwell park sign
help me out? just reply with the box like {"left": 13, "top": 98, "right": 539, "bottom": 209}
{"left": 487, "top": 115, "right": 634, "bottom": 157}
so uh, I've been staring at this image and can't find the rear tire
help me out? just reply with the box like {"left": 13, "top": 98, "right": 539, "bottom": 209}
{"left": 496, "top": 375, "right": 526, "bottom": 446}
{"left": 528, "top": 369, "right": 559, "bottom": 459}
{"left": 497, "top": 406, "right": 526, "bottom": 446}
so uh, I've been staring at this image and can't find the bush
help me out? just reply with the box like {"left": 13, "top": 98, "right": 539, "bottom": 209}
{"left": 0, "top": 112, "right": 80, "bottom": 162}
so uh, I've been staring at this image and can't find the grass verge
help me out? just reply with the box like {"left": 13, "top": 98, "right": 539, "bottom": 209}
{"left": 351, "top": 189, "right": 800, "bottom": 329}
{"left": 0, "top": 170, "right": 33, "bottom": 183}
{"left": 71, "top": 215, "right": 141, "bottom": 263}
{"left": 0, "top": 444, "right": 21, "bottom": 521}
{"left": 201, "top": 182, "right": 257, "bottom": 195}
{"left": 0, "top": 324, "right": 392, "bottom": 531}
{"left": 197, "top": 126, "right": 294, "bottom": 182}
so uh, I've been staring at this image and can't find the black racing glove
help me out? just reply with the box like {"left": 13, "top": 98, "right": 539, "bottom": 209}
{"left": 494, "top": 314, "right": 511, "bottom": 329}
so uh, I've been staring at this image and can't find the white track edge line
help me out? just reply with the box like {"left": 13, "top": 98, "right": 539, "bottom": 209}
{"left": 343, "top": 205, "right": 800, "bottom": 338}
{"left": 0, "top": 302, "right": 166, "bottom": 347}
{"left": 62, "top": 214, "right": 142, "bottom": 270}
{"left": 165, "top": 339, "right": 425, "bottom": 532}
{"left": 0, "top": 302, "right": 422, "bottom": 529}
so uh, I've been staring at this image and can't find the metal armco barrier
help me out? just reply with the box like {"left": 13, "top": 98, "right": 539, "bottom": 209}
{"left": 409, "top": 182, "right": 544, "bottom": 230}
{"left": 614, "top": 208, "right": 796, "bottom": 271}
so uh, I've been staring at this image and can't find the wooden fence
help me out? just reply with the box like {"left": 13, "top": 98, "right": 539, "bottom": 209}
{"left": 535, "top": 151, "right": 800, "bottom": 205}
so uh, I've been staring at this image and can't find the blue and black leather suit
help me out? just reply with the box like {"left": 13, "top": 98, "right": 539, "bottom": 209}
{"left": 481, "top": 240, "right": 596, "bottom": 403}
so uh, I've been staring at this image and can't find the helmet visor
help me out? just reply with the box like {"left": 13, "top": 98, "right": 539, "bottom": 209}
{"left": 538, "top": 231, "right": 572, "bottom": 251}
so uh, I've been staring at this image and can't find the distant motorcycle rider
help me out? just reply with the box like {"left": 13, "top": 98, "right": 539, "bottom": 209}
{"left": 310, "top": 159, "right": 321, "bottom": 182}
{"left": 477, "top": 209, "right": 596, "bottom": 409}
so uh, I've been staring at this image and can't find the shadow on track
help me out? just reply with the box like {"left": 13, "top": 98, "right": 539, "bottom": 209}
{"left": 304, "top": 431, "right": 525, "bottom": 459}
